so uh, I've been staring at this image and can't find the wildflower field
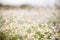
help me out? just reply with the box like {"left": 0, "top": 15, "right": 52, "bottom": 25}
{"left": 0, "top": 7, "right": 60, "bottom": 40}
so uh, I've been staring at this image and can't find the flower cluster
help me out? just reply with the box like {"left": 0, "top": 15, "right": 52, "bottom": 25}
{"left": 0, "top": 10, "right": 60, "bottom": 40}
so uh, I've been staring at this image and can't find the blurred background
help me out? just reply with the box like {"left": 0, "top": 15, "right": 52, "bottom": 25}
{"left": 0, "top": 0, "right": 60, "bottom": 40}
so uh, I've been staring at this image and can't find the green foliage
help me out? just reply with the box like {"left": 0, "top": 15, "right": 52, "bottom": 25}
{"left": 0, "top": 32, "right": 7, "bottom": 40}
{"left": 20, "top": 4, "right": 32, "bottom": 9}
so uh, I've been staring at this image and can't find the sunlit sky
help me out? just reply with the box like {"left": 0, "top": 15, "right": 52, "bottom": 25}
{"left": 0, "top": 0, "right": 59, "bottom": 7}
